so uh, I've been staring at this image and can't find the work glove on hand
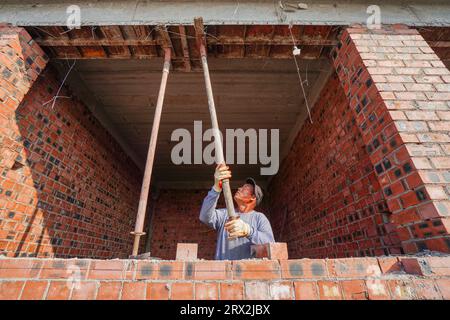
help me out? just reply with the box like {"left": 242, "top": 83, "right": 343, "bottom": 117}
{"left": 225, "top": 218, "right": 251, "bottom": 239}
{"left": 213, "top": 164, "right": 231, "bottom": 192}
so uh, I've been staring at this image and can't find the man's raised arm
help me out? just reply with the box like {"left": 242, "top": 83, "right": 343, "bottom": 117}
{"left": 199, "top": 188, "right": 222, "bottom": 230}
{"left": 199, "top": 164, "right": 231, "bottom": 230}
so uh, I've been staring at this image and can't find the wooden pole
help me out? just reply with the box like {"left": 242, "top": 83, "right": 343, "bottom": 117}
{"left": 131, "top": 47, "right": 171, "bottom": 256}
{"left": 194, "top": 17, "right": 237, "bottom": 220}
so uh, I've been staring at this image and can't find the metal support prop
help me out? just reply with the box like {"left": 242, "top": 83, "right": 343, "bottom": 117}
{"left": 194, "top": 17, "right": 237, "bottom": 220}
{"left": 131, "top": 47, "right": 171, "bottom": 256}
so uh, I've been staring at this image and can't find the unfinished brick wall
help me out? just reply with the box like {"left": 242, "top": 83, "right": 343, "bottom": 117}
{"left": 0, "top": 27, "right": 142, "bottom": 258}
{"left": 269, "top": 74, "right": 401, "bottom": 259}
{"left": 149, "top": 189, "right": 217, "bottom": 260}
{"left": 0, "top": 256, "right": 448, "bottom": 300}
{"left": 332, "top": 25, "right": 450, "bottom": 253}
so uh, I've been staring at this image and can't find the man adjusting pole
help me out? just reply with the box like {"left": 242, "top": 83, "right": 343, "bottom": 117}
{"left": 194, "top": 17, "right": 237, "bottom": 222}
{"left": 194, "top": 18, "right": 275, "bottom": 258}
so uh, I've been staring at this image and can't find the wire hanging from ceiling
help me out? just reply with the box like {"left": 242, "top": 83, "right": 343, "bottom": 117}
{"left": 289, "top": 24, "right": 313, "bottom": 124}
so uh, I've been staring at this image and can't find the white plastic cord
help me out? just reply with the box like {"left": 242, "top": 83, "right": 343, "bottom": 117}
{"left": 289, "top": 25, "right": 313, "bottom": 124}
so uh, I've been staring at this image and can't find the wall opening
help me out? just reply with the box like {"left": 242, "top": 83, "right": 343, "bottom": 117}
{"left": 1, "top": 24, "right": 449, "bottom": 261}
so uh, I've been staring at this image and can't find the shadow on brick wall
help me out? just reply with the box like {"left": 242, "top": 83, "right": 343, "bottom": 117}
{"left": 7, "top": 67, "right": 142, "bottom": 258}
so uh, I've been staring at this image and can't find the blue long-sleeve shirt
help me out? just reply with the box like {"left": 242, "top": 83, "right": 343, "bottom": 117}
{"left": 199, "top": 187, "right": 275, "bottom": 260}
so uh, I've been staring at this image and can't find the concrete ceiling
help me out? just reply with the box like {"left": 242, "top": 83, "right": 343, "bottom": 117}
{"left": 37, "top": 23, "right": 334, "bottom": 188}
{"left": 26, "top": 25, "right": 339, "bottom": 71}
{"left": 59, "top": 58, "right": 332, "bottom": 188}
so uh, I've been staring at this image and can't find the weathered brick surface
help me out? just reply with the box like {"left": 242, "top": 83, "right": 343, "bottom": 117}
{"left": 331, "top": 25, "right": 450, "bottom": 253}
{"left": 0, "top": 256, "right": 448, "bottom": 300}
{"left": 269, "top": 74, "right": 399, "bottom": 258}
{"left": 175, "top": 243, "right": 198, "bottom": 261}
{"left": 0, "top": 27, "right": 141, "bottom": 258}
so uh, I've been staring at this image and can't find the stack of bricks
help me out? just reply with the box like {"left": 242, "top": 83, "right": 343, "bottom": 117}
{"left": 269, "top": 74, "right": 401, "bottom": 258}
{"left": 0, "top": 253, "right": 448, "bottom": 300}
{"left": 0, "top": 27, "right": 142, "bottom": 259}
{"left": 332, "top": 25, "right": 450, "bottom": 253}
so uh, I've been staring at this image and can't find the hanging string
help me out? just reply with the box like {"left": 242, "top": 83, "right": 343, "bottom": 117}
{"left": 43, "top": 60, "right": 76, "bottom": 109}
{"left": 289, "top": 25, "right": 313, "bottom": 124}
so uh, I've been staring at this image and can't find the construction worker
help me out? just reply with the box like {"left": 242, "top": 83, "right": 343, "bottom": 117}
{"left": 199, "top": 164, "right": 275, "bottom": 260}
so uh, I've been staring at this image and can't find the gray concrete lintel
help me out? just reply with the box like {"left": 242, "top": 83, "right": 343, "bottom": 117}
{"left": 1, "top": 1, "right": 450, "bottom": 27}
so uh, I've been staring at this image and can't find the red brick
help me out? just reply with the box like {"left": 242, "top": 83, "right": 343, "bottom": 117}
{"left": 399, "top": 258, "right": 423, "bottom": 275}
{"left": 195, "top": 283, "right": 219, "bottom": 300}
{"left": 46, "top": 281, "right": 71, "bottom": 300}
{"left": 121, "top": 282, "right": 146, "bottom": 300}
{"left": 88, "top": 260, "right": 131, "bottom": 280}
{"left": 341, "top": 280, "right": 368, "bottom": 300}
{"left": 0, "top": 259, "right": 42, "bottom": 279}
{"left": 171, "top": 282, "right": 194, "bottom": 300}
{"left": 71, "top": 281, "right": 98, "bottom": 300}
{"left": 157, "top": 261, "right": 184, "bottom": 280}
{"left": 435, "top": 279, "right": 450, "bottom": 299}
{"left": 293, "top": 281, "right": 319, "bottom": 300}
{"left": 232, "top": 260, "right": 280, "bottom": 280}
{"left": 146, "top": 282, "right": 170, "bottom": 300}
{"left": 219, "top": 282, "right": 243, "bottom": 300}
{"left": 20, "top": 281, "right": 48, "bottom": 300}
{"left": 244, "top": 281, "right": 270, "bottom": 300}
{"left": 135, "top": 261, "right": 157, "bottom": 280}
{"left": 317, "top": 281, "right": 342, "bottom": 300}
{"left": 387, "top": 280, "right": 416, "bottom": 300}
{"left": 189, "top": 261, "right": 231, "bottom": 280}
{"left": 269, "top": 281, "right": 293, "bottom": 300}
{"left": 176, "top": 243, "right": 198, "bottom": 261}
{"left": 280, "top": 259, "right": 327, "bottom": 279}
{"left": 40, "top": 259, "right": 89, "bottom": 280}
{"left": 97, "top": 281, "right": 122, "bottom": 300}
{"left": 412, "top": 279, "right": 442, "bottom": 300}
{"left": 377, "top": 257, "right": 401, "bottom": 274}
{"left": 420, "top": 257, "right": 450, "bottom": 276}
{"left": 327, "top": 258, "right": 381, "bottom": 278}
{"left": 0, "top": 281, "right": 24, "bottom": 300}
{"left": 365, "top": 280, "right": 391, "bottom": 300}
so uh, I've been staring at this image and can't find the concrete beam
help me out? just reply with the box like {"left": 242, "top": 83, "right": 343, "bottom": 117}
{"left": 53, "top": 61, "right": 145, "bottom": 171}
{"left": 1, "top": 1, "right": 450, "bottom": 27}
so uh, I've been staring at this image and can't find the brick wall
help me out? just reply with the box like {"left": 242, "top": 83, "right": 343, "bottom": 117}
{"left": 0, "top": 27, "right": 142, "bottom": 258}
{"left": 269, "top": 74, "right": 401, "bottom": 259}
{"left": 0, "top": 255, "right": 448, "bottom": 300}
{"left": 332, "top": 25, "right": 450, "bottom": 253}
{"left": 149, "top": 189, "right": 217, "bottom": 260}
{"left": 419, "top": 27, "right": 450, "bottom": 71}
